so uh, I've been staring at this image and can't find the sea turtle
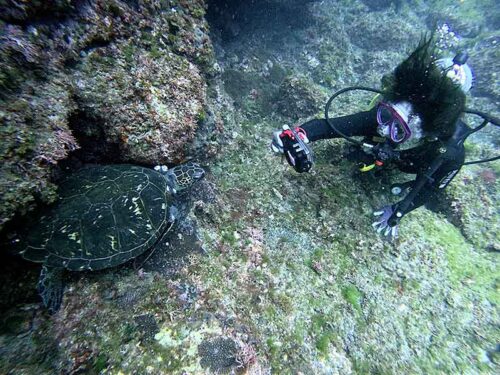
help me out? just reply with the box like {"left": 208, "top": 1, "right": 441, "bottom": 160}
{"left": 13, "top": 162, "right": 205, "bottom": 313}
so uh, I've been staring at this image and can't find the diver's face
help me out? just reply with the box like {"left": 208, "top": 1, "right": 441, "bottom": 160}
{"left": 376, "top": 102, "right": 412, "bottom": 143}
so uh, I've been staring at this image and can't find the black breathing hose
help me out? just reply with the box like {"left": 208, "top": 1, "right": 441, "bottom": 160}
{"left": 465, "top": 109, "right": 500, "bottom": 127}
{"left": 462, "top": 109, "right": 500, "bottom": 165}
{"left": 324, "top": 86, "right": 383, "bottom": 146}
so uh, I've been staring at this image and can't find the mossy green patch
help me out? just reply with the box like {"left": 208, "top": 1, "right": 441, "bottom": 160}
{"left": 341, "top": 284, "right": 363, "bottom": 313}
{"left": 316, "top": 332, "right": 335, "bottom": 356}
{"left": 423, "top": 217, "right": 498, "bottom": 304}
{"left": 92, "top": 353, "right": 108, "bottom": 372}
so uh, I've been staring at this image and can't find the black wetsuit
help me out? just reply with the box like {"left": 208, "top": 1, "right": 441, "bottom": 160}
{"left": 300, "top": 107, "right": 467, "bottom": 225}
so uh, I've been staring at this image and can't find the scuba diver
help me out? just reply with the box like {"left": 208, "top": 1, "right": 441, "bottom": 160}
{"left": 271, "top": 36, "right": 499, "bottom": 240}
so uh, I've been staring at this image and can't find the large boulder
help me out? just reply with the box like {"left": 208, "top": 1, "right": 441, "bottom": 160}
{"left": 73, "top": 47, "right": 208, "bottom": 164}
{"left": 0, "top": 0, "right": 225, "bottom": 231}
{"left": 0, "top": 78, "right": 77, "bottom": 229}
{"left": 276, "top": 75, "right": 325, "bottom": 120}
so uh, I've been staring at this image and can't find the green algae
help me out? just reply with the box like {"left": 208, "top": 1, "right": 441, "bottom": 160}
{"left": 420, "top": 214, "right": 498, "bottom": 304}
{"left": 342, "top": 285, "right": 363, "bottom": 314}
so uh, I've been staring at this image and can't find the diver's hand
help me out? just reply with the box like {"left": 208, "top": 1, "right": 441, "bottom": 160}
{"left": 270, "top": 126, "right": 313, "bottom": 173}
{"left": 372, "top": 205, "right": 399, "bottom": 241}
{"left": 271, "top": 130, "right": 285, "bottom": 154}
{"left": 271, "top": 126, "right": 310, "bottom": 154}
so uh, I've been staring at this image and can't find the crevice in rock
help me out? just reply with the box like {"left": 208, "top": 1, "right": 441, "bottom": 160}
{"left": 60, "top": 109, "right": 121, "bottom": 169}
{"left": 81, "top": 37, "right": 112, "bottom": 54}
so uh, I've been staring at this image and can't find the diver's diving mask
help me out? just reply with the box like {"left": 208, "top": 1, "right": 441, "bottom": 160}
{"left": 376, "top": 102, "right": 413, "bottom": 143}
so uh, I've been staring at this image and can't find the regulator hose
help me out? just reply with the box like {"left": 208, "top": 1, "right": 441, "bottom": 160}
{"left": 462, "top": 109, "right": 500, "bottom": 165}
{"left": 324, "top": 86, "right": 383, "bottom": 146}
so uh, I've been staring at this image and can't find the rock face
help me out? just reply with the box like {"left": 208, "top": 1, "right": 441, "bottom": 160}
{"left": 73, "top": 48, "right": 207, "bottom": 164}
{"left": 0, "top": 0, "right": 225, "bottom": 230}
{"left": 276, "top": 75, "right": 325, "bottom": 120}
{"left": 467, "top": 35, "right": 500, "bottom": 101}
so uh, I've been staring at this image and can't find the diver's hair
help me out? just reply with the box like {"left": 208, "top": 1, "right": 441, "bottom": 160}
{"left": 381, "top": 35, "right": 466, "bottom": 139}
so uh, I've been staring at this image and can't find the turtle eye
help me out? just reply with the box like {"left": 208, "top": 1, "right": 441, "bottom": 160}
{"left": 192, "top": 168, "right": 205, "bottom": 180}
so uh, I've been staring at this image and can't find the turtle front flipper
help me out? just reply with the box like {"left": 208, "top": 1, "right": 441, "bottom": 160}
{"left": 37, "top": 266, "right": 65, "bottom": 314}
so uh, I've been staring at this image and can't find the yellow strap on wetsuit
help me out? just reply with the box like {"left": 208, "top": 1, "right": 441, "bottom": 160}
{"left": 359, "top": 163, "right": 376, "bottom": 172}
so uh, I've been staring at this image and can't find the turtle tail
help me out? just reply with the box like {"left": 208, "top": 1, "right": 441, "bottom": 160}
{"left": 37, "top": 266, "right": 65, "bottom": 314}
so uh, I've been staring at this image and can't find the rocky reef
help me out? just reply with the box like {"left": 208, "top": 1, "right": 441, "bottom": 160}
{"left": 0, "top": 0, "right": 226, "bottom": 230}
{"left": 0, "top": 0, "right": 499, "bottom": 374}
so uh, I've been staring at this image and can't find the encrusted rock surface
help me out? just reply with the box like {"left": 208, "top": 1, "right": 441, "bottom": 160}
{"left": 0, "top": 1, "right": 498, "bottom": 374}
{"left": 73, "top": 48, "right": 208, "bottom": 164}
{"left": 276, "top": 75, "right": 326, "bottom": 120}
{"left": 0, "top": 0, "right": 225, "bottom": 230}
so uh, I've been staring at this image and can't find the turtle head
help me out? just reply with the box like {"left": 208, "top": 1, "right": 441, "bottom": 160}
{"left": 164, "top": 162, "right": 205, "bottom": 194}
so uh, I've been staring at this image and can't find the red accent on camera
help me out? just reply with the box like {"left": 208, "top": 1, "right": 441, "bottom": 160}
{"left": 280, "top": 127, "right": 307, "bottom": 141}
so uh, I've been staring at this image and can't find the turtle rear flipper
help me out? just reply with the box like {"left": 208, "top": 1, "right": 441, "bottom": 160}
{"left": 37, "top": 266, "right": 65, "bottom": 314}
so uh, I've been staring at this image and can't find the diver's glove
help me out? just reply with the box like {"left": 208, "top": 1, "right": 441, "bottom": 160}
{"left": 270, "top": 125, "right": 313, "bottom": 173}
{"left": 372, "top": 205, "right": 400, "bottom": 240}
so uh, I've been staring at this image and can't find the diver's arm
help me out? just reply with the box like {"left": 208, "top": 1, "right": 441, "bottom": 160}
{"left": 389, "top": 157, "right": 464, "bottom": 225}
{"left": 388, "top": 157, "right": 445, "bottom": 226}
{"left": 390, "top": 180, "right": 432, "bottom": 225}
{"left": 300, "top": 108, "right": 379, "bottom": 142}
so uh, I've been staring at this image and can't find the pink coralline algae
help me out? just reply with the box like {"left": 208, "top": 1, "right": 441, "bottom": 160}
{"left": 479, "top": 169, "right": 496, "bottom": 185}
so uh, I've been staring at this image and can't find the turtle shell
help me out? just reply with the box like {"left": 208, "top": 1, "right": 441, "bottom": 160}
{"left": 19, "top": 165, "right": 174, "bottom": 271}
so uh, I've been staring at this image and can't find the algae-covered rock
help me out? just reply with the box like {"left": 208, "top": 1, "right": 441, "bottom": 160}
{"left": 0, "top": 78, "right": 77, "bottom": 228}
{"left": 276, "top": 75, "right": 325, "bottom": 120}
{"left": 198, "top": 337, "right": 238, "bottom": 372}
{"left": 361, "top": 0, "right": 401, "bottom": 11}
{"left": 346, "top": 10, "right": 417, "bottom": 52}
{"left": 0, "top": 0, "right": 225, "bottom": 230}
{"left": 0, "top": 0, "right": 74, "bottom": 23}
{"left": 468, "top": 35, "right": 500, "bottom": 101}
{"left": 74, "top": 48, "right": 207, "bottom": 164}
